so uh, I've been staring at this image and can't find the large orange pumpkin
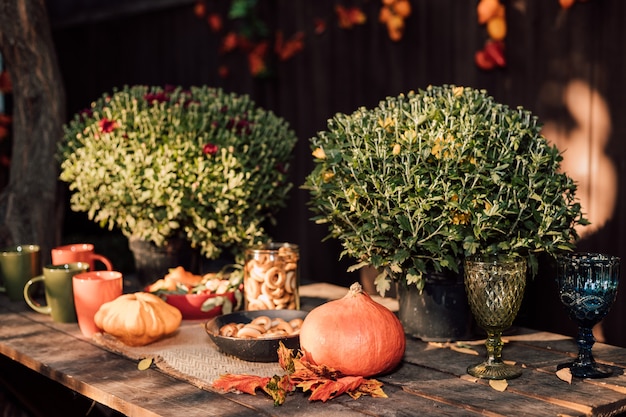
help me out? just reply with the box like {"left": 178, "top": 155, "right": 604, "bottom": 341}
{"left": 299, "top": 282, "right": 405, "bottom": 377}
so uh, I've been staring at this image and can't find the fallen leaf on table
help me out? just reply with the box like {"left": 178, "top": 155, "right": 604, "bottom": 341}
{"left": 137, "top": 357, "right": 152, "bottom": 371}
{"left": 427, "top": 341, "right": 479, "bottom": 355}
{"left": 212, "top": 342, "right": 387, "bottom": 406}
{"left": 212, "top": 374, "right": 272, "bottom": 395}
{"left": 489, "top": 379, "right": 508, "bottom": 392}
{"left": 556, "top": 368, "right": 573, "bottom": 384}
{"left": 450, "top": 343, "right": 479, "bottom": 356}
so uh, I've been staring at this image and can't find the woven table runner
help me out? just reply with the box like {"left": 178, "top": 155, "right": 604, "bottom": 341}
{"left": 92, "top": 321, "right": 283, "bottom": 392}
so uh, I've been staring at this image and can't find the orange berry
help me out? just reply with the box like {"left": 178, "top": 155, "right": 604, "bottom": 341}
{"left": 477, "top": 0, "right": 499, "bottom": 24}
{"left": 486, "top": 16, "right": 507, "bottom": 41}
{"left": 494, "top": 3, "right": 505, "bottom": 18}
{"left": 379, "top": 6, "right": 392, "bottom": 23}
{"left": 382, "top": 0, "right": 396, "bottom": 5}
{"left": 559, "top": 0, "right": 575, "bottom": 8}
{"left": 386, "top": 15, "right": 404, "bottom": 41}
{"left": 393, "top": 0, "right": 412, "bottom": 18}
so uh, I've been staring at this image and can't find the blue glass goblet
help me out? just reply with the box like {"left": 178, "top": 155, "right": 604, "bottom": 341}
{"left": 556, "top": 252, "right": 620, "bottom": 378}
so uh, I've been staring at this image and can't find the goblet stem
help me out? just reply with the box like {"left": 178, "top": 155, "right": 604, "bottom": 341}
{"left": 575, "top": 326, "right": 597, "bottom": 367}
{"left": 467, "top": 330, "right": 522, "bottom": 380}
{"left": 558, "top": 325, "right": 613, "bottom": 378}
{"left": 485, "top": 330, "right": 504, "bottom": 365}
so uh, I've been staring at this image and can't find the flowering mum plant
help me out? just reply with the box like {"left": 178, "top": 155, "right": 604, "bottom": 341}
{"left": 59, "top": 85, "right": 297, "bottom": 261}
{"left": 304, "top": 85, "right": 588, "bottom": 295}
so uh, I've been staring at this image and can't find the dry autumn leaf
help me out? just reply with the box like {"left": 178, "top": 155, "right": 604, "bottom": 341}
{"left": 137, "top": 357, "right": 152, "bottom": 371}
{"left": 489, "top": 379, "right": 508, "bottom": 392}
{"left": 556, "top": 368, "right": 573, "bottom": 384}
{"left": 212, "top": 342, "right": 387, "bottom": 406}
{"left": 450, "top": 343, "right": 479, "bottom": 356}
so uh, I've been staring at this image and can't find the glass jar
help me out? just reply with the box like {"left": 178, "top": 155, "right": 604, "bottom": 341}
{"left": 244, "top": 243, "right": 299, "bottom": 310}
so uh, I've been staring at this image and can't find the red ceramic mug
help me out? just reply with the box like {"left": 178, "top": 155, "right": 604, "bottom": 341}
{"left": 51, "top": 243, "right": 113, "bottom": 272}
{"left": 73, "top": 270, "right": 123, "bottom": 337}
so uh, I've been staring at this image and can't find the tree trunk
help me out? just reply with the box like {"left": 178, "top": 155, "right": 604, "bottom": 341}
{"left": 0, "top": 0, "right": 65, "bottom": 264}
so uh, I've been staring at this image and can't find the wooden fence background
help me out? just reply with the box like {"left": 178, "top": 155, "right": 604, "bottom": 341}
{"left": 45, "top": 0, "right": 626, "bottom": 346}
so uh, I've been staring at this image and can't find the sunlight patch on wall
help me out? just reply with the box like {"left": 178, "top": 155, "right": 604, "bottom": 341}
{"left": 541, "top": 79, "right": 616, "bottom": 239}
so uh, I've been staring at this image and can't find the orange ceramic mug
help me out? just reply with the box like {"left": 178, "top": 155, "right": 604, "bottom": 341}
{"left": 52, "top": 243, "right": 113, "bottom": 272}
{"left": 72, "top": 271, "right": 123, "bottom": 337}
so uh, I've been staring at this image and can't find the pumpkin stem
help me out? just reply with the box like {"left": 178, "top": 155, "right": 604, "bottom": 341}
{"left": 347, "top": 282, "right": 364, "bottom": 297}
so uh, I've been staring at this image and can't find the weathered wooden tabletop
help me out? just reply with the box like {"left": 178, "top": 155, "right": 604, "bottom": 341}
{"left": 1, "top": 283, "right": 626, "bottom": 417}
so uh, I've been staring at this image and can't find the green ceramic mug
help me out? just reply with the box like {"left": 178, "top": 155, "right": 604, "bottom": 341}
{"left": 24, "top": 262, "right": 90, "bottom": 323}
{"left": 0, "top": 244, "right": 41, "bottom": 301}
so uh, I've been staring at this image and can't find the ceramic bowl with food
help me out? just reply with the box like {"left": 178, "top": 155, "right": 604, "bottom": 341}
{"left": 205, "top": 309, "right": 308, "bottom": 362}
{"left": 161, "top": 291, "right": 238, "bottom": 320}
{"left": 146, "top": 266, "right": 243, "bottom": 320}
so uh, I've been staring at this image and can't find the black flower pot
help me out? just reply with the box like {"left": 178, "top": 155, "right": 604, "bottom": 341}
{"left": 128, "top": 237, "right": 187, "bottom": 286}
{"left": 397, "top": 270, "right": 474, "bottom": 342}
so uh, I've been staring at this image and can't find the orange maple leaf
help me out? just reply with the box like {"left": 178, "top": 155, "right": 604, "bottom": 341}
{"left": 212, "top": 342, "right": 387, "bottom": 405}
{"left": 314, "top": 18, "right": 327, "bottom": 35}
{"left": 307, "top": 376, "right": 365, "bottom": 402}
{"left": 193, "top": 1, "right": 206, "bottom": 18}
{"left": 335, "top": 5, "right": 366, "bottom": 29}
{"left": 275, "top": 31, "right": 305, "bottom": 61}
{"left": 247, "top": 41, "right": 269, "bottom": 76}
{"left": 220, "top": 32, "right": 239, "bottom": 54}
{"left": 207, "top": 13, "right": 223, "bottom": 33}
{"left": 212, "top": 374, "right": 270, "bottom": 395}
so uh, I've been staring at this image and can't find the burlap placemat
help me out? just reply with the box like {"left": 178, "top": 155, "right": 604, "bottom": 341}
{"left": 92, "top": 321, "right": 283, "bottom": 392}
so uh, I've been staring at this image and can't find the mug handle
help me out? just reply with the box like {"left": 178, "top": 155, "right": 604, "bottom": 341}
{"left": 92, "top": 254, "right": 113, "bottom": 271}
{"left": 23, "top": 276, "right": 51, "bottom": 314}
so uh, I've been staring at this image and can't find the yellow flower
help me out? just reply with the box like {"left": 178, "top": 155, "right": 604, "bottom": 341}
{"left": 453, "top": 86, "right": 464, "bottom": 97}
{"left": 323, "top": 171, "right": 335, "bottom": 182}
{"left": 452, "top": 211, "right": 470, "bottom": 225}
{"left": 392, "top": 143, "right": 401, "bottom": 155}
{"left": 401, "top": 129, "right": 416, "bottom": 143}
{"left": 312, "top": 147, "right": 326, "bottom": 159}
{"left": 431, "top": 135, "right": 458, "bottom": 159}
{"left": 378, "top": 116, "right": 394, "bottom": 131}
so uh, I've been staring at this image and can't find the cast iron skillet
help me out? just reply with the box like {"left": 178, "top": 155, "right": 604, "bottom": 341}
{"left": 205, "top": 309, "right": 308, "bottom": 362}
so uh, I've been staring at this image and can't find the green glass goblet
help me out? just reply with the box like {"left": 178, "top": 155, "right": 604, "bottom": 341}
{"left": 464, "top": 254, "right": 527, "bottom": 380}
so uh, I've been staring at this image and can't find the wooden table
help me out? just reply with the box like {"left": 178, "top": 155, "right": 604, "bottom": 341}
{"left": 1, "top": 283, "right": 626, "bottom": 417}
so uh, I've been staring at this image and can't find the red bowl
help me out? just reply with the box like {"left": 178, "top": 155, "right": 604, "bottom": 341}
{"left": 160, "top": 291, "right": 238, "bottom": 320}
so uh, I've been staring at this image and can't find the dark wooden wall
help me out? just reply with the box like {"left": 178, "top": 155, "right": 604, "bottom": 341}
{"left": 47, "top": 0, "right": 626, "bottom": 347}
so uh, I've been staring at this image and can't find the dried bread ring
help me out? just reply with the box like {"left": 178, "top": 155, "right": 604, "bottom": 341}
{"left": 250, "top": 315, "right": 272, "bottom": 331}
{"left": 236, "top": 326, "right": 263, "bottom": 338}
{"left": 265, "top": 266, "right": 285, "bottom": 288}
{"left": 289, "top": 318, "right": 304, "bottom": 330}
{"left": 219, "top": 323, "right": 239, "bottom": 337}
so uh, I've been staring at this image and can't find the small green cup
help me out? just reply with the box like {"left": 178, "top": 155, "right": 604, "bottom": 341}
{"left": 0, "top": 245, "right": 41, "bottom": 302}
{"left": 24, "top": 262, "right": 90, "bottom": 323}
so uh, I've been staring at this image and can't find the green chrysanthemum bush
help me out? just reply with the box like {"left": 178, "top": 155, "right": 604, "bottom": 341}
{"left": 304, "top": 85, "right": 588, "bottom": 294}
{"left": 59, "top": 85, "right": 297, "bottom": 261}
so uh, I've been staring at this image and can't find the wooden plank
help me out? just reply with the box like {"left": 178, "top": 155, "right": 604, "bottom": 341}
{"left": 381, "top": 362, "right": 585, "bottom": 417}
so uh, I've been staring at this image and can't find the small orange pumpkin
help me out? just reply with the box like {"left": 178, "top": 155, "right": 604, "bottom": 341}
{"left": 299, "top": 282, "right": 405, "bottom": 377}
{"left": 94, "top": 292, "right": 182, "bottom": 346}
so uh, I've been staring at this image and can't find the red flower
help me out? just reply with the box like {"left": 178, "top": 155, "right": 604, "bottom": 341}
{"left": 203, "top": 143, "right": 218, "bottom": 155}
{"left": 99, "top": 118, "right": 117, "bottom": 133}
{"left": 79, "top": 108, "right": 93, "bottom": 119}
{"left": 144, "top": 92, "right": 170, "bottom": 104}
{"left": 207, "top": 13, "right": 222, "bottom": 32}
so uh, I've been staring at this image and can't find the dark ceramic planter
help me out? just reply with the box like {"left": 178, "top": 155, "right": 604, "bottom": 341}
{"left": 397, "top": 270, "right": 473, "bottom": 342}
{"left": 128, "top": 237, "right": 186, "bottom": 286}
